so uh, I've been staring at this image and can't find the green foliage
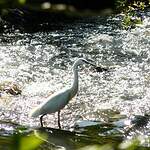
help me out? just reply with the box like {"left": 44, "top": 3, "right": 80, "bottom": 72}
{"left": 115, "top": 0, "right": 127, "bottom": 10}
{"left": 0, "top": 0, "right": 26, "bottom": 8}
{"left": 0, "top": 130, "right": 47, "bottom": 150}
{"left": 11, "top": 134, "right": 42, "bottom": 150}
{"left": 18, "top": 0, "right": 26, "bottom": 5}
{"left": 79, "top": 136, "right": 149, "bottom": 150}
{"left": 19, "top": 134, "right": 45, "bottom": 150}
{"left": 114, "top": 0, "right": 150, "bottom": 29}
{"left": 0, "top": 127, "right": 149, "bottom": 150}
{"left": 0, "top": 0, "right": 6, "bottom": 4}
{"left": 121, "top": 1, "right": 146, "bottom": 29}
{"left": 122, "top": 13, "right": 142, "bottom": 29}
{"left": 119, "top": 140, "right": 140, "bottom": 150}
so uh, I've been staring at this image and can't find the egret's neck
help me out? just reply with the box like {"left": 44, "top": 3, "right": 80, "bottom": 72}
{"left": 70, "top": 65, "right": 78, "bottom": 98}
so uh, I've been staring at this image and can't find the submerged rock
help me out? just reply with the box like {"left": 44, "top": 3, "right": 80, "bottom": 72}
{"left": 0, "top": 81, "right": 22, "bottom": 96}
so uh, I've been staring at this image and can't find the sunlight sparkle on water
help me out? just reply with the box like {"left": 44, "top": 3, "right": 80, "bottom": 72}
{"left": 0, "top": 15, "right": 150, "bottom": 132}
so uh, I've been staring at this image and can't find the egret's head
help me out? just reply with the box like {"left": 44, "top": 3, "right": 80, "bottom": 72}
{"left": 73, "top": 58, "right": 96, "bottom": 69}
{"left": 72, "top": 58, "right": 108, "bottom": 72}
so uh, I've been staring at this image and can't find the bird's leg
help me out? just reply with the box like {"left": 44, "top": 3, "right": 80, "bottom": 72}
{"left": 58, "top": 110, "right": 61, "bottom": 129}
{"left": 40, "top": 114, "right": 45, "bottom": 127}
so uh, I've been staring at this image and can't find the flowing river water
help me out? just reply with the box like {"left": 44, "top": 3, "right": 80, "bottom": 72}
{"left": 0, "top": 12, "right": 150, "bottom": 149}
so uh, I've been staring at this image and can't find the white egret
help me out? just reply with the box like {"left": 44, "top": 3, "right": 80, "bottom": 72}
{"left": 30, "top": 58, "right": 99, "bottom": 129}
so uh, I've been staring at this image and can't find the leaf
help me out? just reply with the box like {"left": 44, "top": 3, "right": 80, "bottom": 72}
{"left": 20, "top": 133, "right": 46, "bottom": 150}
{"left": 18, "top": 0, "right": 26, "bottom": 5}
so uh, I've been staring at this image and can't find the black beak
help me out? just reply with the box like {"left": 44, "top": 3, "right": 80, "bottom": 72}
{"left": 83, "top": 59, "right": 108, "bottom": 72}
{"left": 83, "top": 59, "right": 97, "bottom": 67}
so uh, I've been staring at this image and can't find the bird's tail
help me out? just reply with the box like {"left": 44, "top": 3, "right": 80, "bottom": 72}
{"left": 29, "top": 106, "right": 41, "bottom": 118}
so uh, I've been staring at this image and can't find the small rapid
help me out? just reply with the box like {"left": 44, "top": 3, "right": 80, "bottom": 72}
{"left": 0, "top": 14, "right": 150, "bottom": 138}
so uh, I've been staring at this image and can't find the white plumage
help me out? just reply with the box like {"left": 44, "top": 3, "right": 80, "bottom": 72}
{"left": 30, "top": 58, "right": 97, "bottom": 128}
{"left": 30, "top": 88, "right": 71, "bottom": 117}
